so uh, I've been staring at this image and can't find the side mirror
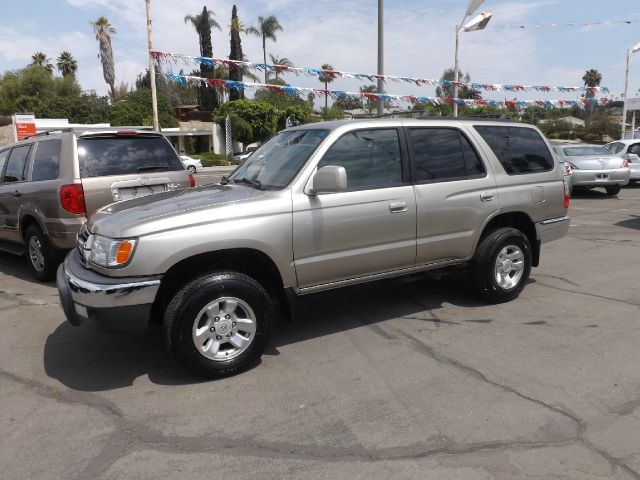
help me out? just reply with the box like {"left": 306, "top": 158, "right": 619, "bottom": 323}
{"left": 310, "top": 166, "right": 347, "bottom": 195}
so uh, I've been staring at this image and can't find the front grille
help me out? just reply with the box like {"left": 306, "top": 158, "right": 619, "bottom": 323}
{"left": 76, "top": 223, "right": 92, "bottom": 267}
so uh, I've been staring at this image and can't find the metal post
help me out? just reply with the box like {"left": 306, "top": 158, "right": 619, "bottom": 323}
{"left": 377, "top": 0, "right": 384, "bottom": 115}
{"left": 454, "top": 25, "right": 460, "bottom": 117}
{"left": 146, "top": 0, "right": 160, "bottom": 131}
{"left": 622, "top": 48, "right": 631, "bottom": 140}
{"left": 632, "top": 111, "right": 637, "bottom": 139}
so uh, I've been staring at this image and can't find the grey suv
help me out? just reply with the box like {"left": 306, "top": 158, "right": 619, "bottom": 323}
{"left": 0, "top": 129, "right": 193, "bottom": 280}
{"left": 57, "top": 119, "right": 570, "bottom": 378}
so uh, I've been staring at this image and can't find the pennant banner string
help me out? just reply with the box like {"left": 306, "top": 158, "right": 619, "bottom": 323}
{"left": 162, "top": 72, "right": 611, "bottom": 110}
{"left": 151, "top": 51, "right": 610, "bottom": 95}
{"left": 493, "top": 18, "right": 639, "bottom": 30}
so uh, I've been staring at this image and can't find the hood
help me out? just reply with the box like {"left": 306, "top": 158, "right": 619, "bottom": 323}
{"left": 88, "top": 183, "right": 276, "bottom": 238}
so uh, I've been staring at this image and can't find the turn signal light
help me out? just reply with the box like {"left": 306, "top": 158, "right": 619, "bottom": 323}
{"left": 563, "top": 179, "right": 570, "bottom": 209}
{"left": 115, "top": 241, "right": 134, "bottom": 265}
{"left": 60, "top": 184, "right": 86, "bottom": 215}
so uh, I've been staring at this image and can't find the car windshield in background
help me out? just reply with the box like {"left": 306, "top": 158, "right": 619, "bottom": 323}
{"left": 229, "top": 129, "right": 329, "bottom": 189}
{"left": 562, "top": 146, "right": 611, "bottom": 156}
{"left": 77, "top": 136, "right": 184, "bottom": 178}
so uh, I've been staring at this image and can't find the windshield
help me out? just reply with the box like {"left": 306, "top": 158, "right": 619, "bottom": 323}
{"left": 228, "top": 129, "right": 329, "bottom": 189}
{"left": 562, "top": 146, "right": 611, "bottom": 156}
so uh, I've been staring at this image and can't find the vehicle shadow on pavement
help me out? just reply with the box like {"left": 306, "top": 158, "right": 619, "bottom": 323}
{"left": 42, "top": 273, "right": 489, "bottom": 392}
{"left": 0, "top": 251, "right": 57, "bottom": 285}
{"left": 615, "top": 215, "right": 640, "bottom": 231}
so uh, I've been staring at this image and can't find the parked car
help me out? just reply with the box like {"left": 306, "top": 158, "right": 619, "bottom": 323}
{"left": 553, "top": 144, "right": 629, "bottom": 196}
{"left": 603, "top": 139, "right": 640, "bottom": 183}
{"left": 180, "top": 155, "right": 203, "bottom": 174}
{"left": 233, "top": 147, "right": 257, "bottom": 165}
{"left": 0, "top": 129, "right": 194, "bottom": 280}
{"left": 58, "top": 119, "right": 570, "bottom": 378}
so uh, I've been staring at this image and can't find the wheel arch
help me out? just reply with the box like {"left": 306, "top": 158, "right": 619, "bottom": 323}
{"left": 478, "top": 211, "right": 539, "bottom": 267}
{"left": 151, "top": 248, "right": 292, "bottom": 324}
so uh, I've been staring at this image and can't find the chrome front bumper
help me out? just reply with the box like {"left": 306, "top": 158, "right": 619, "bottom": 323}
{"left": 536, "top": 216, "right": 570, "bottom": 244}
{"left": 57, "top": 249, "right": 161, "bottom": 332}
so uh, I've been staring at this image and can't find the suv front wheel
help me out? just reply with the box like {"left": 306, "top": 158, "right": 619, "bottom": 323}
{"left": 469, "top": 227, "right": 532, "bottom": 304}
{"left": 164, "top": 272, "right": 275, "bottom": 378}
{"left": 25, "top": 225, "right": 59, "bottom": 282}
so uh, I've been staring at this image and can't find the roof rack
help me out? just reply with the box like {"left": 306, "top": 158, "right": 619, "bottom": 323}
{"left": 357, "top": 110, "right": 514, "bottom": 122}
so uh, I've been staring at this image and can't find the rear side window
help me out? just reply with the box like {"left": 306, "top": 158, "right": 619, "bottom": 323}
{"left": 32, "top": 139, "right": 61, "bottom": 181}
{"left": 605, "top": 142, "right": 624, "bottom": 154}
{"left": 76, "top": 136, "right": 183, "bottom": 178}
{"left": 0, "top": 149, "right": 9, "bottom": 175}
{"left": 409, "top": 128, "right": 485, "bottom": 182}
{"left": 628, "top": 143, "right": 640, "bottom": 155}
{"left": 474, "top": 126, "right": 554, "bottom": 175}
{"left": 2, "top": 145, "right": 31, "bottom": 183}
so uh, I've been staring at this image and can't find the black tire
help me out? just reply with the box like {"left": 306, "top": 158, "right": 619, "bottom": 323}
{"left": 187, "top": 165, "right": 197, "bottom": 174}
{"left": 164, "top": 272, "right": 275, "bottom": 379}
{"left": 469, "top": 227, "right": 532, "bottom": 304}
{"left": 605, "top": 185, "right": 621, "bottom": 196}
{"left": 24, "top": 225, "right": 59, "bottom": 282}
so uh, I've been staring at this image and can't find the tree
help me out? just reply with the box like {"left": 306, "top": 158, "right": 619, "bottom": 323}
{"left": 247, "top": 15, "right": 283, "bottom": 84}
{"left": 90, "top": 17, "right": 117, "bottom": 101}
{"left": 229, "top": 4, "right": 244, "bottom": 101}
{"left": 436, "top": 68, "right": 481, "bottom": 100}
{"left": 40, "top": 92, "right": 110, "bottom": 124}
{"left": 56, "top": 51, "right": 78, "bottom": 78}
{"left": 318, "top": 63, "right": 334, "bottom": 111}
{"left": 31, "top": 52, "right": 54, "bottom": 75}
{"left": 185, "top": 6, "right": 221, "bottom": 111}
{"left": 213, "top": 99, "right": 278, "bottom": 144}
{"left": 268, "top": 54, "right": 293, "bottom": 83}
{"left": 582, "top": 68, "right": 602, "bottom": 123}
{"left": 109, "top": 88, "right": 178, "bottom": 128}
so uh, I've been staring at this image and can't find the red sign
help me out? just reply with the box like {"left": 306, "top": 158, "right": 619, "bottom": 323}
{"left": 14, "top": 114, "right": 36, "bottom": 141}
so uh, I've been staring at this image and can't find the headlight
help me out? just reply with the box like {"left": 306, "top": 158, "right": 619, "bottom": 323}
{"left": 90, "top": 235, "right": 137, "bottom": 268}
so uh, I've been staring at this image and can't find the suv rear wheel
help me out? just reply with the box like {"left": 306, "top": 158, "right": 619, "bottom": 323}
{"left": 25, "top": 225, "right": 59, "bottom": 282}
{"left": 164, "top": 272, "right": 275, "bottom": 378}
{"left": 469, "top": 227, "right": 532, "bottom": 303}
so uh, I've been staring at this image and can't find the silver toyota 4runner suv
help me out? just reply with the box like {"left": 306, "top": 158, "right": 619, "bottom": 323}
{"left": 57, "top": 119, "right": 570, "bottom": 378}
{"left": 0, "top": 129, "right": 193, "bottom": 281}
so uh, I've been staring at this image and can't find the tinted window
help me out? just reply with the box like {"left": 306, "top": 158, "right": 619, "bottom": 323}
{"left": 563, "top": 146, "right": 610, "bottom": 156}
{"left": 628, "top": 143, "right": 640, "bottom": 155}
{"left": 475, "top": 126, "right": 554, "bottom": 174}
{"left": 77, "top": 136, "right": 183, "bottom": 178}
{"left": 605, "top": 142, "right": 624, "bottom": 154}
{"left": 3, "top": 145, "right": 31, "bottom": 183}
{"left": 409, "top": 128, "right": 485, "bottom": 182}
{"left": 318, "top": 129, "right": 402, "bottom": 190}
{"left": 0, "top": 149, "right": 8, "bottom": 176}
{"left": 32, "top": 139, "right": 61, "bottom": 181}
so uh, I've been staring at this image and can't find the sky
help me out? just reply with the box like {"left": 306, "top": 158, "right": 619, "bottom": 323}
{"left": 0, "top": 0, "right": 639, "bottom": 106}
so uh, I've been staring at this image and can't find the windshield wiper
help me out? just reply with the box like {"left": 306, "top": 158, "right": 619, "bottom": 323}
{"left": 233, "top": 177, "right": 264, "bottom": 190}
{"left": 137, "top": 165, "right": 170, "bottom": 172}
{"left": 219, "top": 175, "right": 230, "bottom": 185}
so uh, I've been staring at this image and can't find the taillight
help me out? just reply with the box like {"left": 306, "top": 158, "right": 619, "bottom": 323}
{"left": 568, "top": 162, "right": 579, "bottom": 170}
{"left": 563, "top": 179, "right": 570, "bottom": 209}
{"left": 621, "top": 159, "right": 629, "bottom": 168}
{"left": 60, "top": 184, "right": 86, "bottom": 215}
{"left": 563, "top": 163, "right": 572, "bottom": 176}
{"left": 188, "top": 174, "right": 196, "bottom": 188}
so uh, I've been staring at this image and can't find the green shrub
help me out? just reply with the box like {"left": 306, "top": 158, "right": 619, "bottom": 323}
{"left": 192, "top": 152, "right": 229, "bottom": 166}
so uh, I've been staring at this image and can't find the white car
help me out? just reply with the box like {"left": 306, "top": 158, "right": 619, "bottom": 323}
{"left": 180, "top": 155, "right": 203, "bottom": 174}
{"left": 604, "top": 140, "right": 640, "bottom": 183}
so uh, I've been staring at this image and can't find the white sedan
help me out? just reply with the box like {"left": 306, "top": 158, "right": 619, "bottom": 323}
{"left": 180, "top": 155, "right": 203, "bottom": 174}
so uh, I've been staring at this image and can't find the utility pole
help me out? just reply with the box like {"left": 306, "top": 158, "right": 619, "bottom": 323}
{"left": 377, "top": 0, "right": 384, "bottom": 116}
{"left": 146, "top": 0, "right": 160, "bottom": 131}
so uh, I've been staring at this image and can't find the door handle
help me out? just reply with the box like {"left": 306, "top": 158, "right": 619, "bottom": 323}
{"left": 12, "top": 191, "right": 22, "bottom": 198}
{"left": 480, "top": 191, "right": 494, "bottom": 202}
{"left": 389, "top": 202, "right": 407, "bottom": 213}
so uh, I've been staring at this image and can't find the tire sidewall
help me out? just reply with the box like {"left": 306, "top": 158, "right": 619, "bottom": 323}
{"left": 472, "top": 228, "right": 532, "bottom": 303}
{"left": 25, "top": 225, "right": 56, "bottom": 282}
{"left": 165, "top": 273, "right": 274, "bottom": 378}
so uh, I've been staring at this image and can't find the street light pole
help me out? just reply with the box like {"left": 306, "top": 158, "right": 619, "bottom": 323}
{"left": 621, "top": 42, "right": 640, "bottom": 140}
{"left": 377, "top": 0, "right": 384, "bottom": 115}
{"left": 453, "top": 0, "right": 490, "bottom": 117}
{"left": 145, "top": 0, "right": 160, "bottom": 131}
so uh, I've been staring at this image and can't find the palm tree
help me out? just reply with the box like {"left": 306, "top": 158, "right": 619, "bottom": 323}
{"left": 31, "top": 52, "right": 54, "bottom": 74}
{"left": 229, "top": 4, "right": 245, "bottom": 100}
{"left": 185, "top": 6, "right": 221, "bottom": 110}
{"left": 56, "top": 51, "right": 78, "bottom": 78}
{"left": 582, "top": 69, "right": 602, "bottom": 122}
{"left": 247, "top": 15, "right": 283, "bottom": 83}
{"left": 318, "top": 63, "right": 334, "bottom": 111}
{"left": 268, "top": 54, "right": 293, "bottom": 82}
{"left": 90, "top": 17, "right": 117, "bottom": 100}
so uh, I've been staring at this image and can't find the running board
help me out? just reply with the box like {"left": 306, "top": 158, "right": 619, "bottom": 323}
{"left": 0, "top": 241, "right": 25, "bottom": 256}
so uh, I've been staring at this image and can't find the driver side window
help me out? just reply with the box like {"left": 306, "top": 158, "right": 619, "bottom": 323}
{"left": 317, "top": 129, "right": 403, "bottom": 190}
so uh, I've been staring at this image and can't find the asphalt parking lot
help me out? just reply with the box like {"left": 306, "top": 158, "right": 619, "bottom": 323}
{"left": 1, "top": 185, "right": 640, "bottom": 479}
